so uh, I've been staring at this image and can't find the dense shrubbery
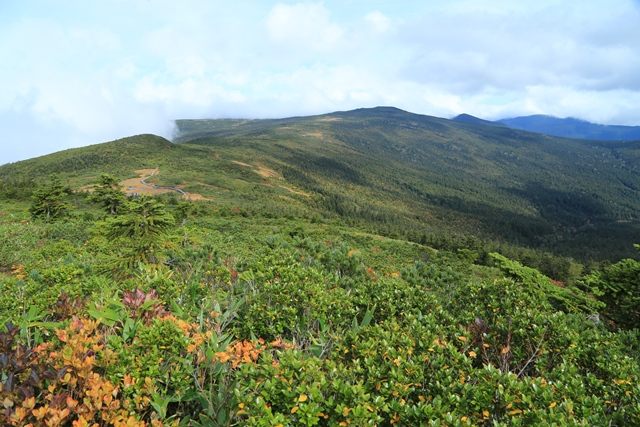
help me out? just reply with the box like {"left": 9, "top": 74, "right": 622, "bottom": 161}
{"left": 584, "top": 246, "right": 640, "bottom": 329}
{"left": 1, "top": 185, "right": 639, "bottom": 425}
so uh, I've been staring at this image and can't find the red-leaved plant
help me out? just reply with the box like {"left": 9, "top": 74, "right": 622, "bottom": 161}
{"left": 122, "top": 288, "right": 167, "bottom": 323}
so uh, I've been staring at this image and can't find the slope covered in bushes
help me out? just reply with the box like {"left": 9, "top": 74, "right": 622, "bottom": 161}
{"left": 1, "top": 180, "right": 638, "bottom": 425}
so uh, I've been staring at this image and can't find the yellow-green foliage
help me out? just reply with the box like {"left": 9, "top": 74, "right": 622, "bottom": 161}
{"left": 0, "top": 176, "right": 638, "bottom": 425}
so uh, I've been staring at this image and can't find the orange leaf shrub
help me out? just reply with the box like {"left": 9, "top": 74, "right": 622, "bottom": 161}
{"left": 2, "top": 318, "right": 151, "bottom": 426}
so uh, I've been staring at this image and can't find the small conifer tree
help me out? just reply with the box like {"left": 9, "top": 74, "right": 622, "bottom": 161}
{"left": 29, "top": 177, "right": 71, "bottom": 221}
{"left": 90, "top": 174, "right": 125, "bottom": 215}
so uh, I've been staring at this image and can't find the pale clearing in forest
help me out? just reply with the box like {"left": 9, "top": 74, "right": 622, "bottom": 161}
{"left": 279, "top": 185, "right": 310, "bottom": 197}
{"left": 232, "top": 160, "right": 309, "bottom": 196}
{"left": 303, "top": 131, "right": 324, "bottom": 139}
{"left": 231, "top": 160, "right": 279, "bottom": 178}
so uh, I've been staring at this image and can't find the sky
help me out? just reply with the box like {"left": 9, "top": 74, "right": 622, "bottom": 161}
{"left": 2, "top": 0, "right": 640, "bottom": 164}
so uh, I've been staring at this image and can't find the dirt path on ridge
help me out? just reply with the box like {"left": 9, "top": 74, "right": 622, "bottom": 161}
{"left": 120, "top": 169, "right": 208, "bottom": 201}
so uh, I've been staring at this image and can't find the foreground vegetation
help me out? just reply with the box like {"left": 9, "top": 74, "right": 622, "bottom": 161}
{"left": 0, "top": 172, "right": 638, "bottom": 426}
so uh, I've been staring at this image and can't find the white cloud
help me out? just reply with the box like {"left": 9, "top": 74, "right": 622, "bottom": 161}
{"left": 399, "top": 0, "right": 640, "bottom": 97}
{"left": 133, "top": 76, "right": 247, "bottom": 107}
{"left": 365, "top": 11, "right": 391, "bottom": 33}
{"left": 266, "top": 2, "right": 343, "bottom": 51}
{"left": 1, "top": 0, "right": 640, "bottom": 164}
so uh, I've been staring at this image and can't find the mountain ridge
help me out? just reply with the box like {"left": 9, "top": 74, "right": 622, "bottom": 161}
{"left": 452, "top": 112, "right": 640, "bottom": 141}
{"left": 452, "top": 113, "right": 506, "bottom": 128}
{"left": 3, "top": 107, "right": 639, "bottom": 264}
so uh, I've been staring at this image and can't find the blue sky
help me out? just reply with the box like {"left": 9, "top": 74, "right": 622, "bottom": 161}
{"left": 2, "top": 0, "right": 640, "bottom": 164}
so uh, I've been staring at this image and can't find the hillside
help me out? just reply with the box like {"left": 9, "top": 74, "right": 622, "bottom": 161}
{"left": 1, "top": 107, "right": 639, "bottom": 425}
{"left": 497, "top": 115, "right": 640, "bottom": 141}
{"left": 2, "top": 107, "right": 640, "bottom": 266}
{"left": 174, "top": 107, "right": 640, "bottom": 261}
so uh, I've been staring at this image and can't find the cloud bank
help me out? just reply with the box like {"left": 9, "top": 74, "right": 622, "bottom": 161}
{"left": 1, "top": 0, "right": 640, "bottom": 163}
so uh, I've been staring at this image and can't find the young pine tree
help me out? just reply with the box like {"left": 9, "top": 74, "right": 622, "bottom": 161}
{"left": 29, "top": 177, "right": 71, "bottom": 221}
{"left": 90, "top": 174, "right": 125, "bottom": 215}
{"left": 106, "top": 196, "right": 175, "bottom": 265}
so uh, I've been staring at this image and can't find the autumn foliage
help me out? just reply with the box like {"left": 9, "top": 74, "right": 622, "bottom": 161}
{"left": 1, "top": 318, "right": 147, "bottom": 426}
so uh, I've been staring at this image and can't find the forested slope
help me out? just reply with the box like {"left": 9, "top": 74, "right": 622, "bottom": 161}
{"left": 175, "top": 107, "right": 640, "bottom": 262}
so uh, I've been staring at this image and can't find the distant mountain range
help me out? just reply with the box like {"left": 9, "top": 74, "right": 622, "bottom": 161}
{"left": 453, "top": 114, "right": 640, "bottom": 141}
{"left": 3, "top": 106, "right": 639, "bottom": 262}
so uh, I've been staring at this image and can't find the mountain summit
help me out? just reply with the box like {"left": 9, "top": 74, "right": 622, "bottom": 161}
{"left": 452, "top": 113, "right": 505, "bottom": 127}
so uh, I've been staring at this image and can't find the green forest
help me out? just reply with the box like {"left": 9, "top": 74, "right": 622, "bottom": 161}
{"left": 0, "top": 108, "right": 639, "bottom": 426}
